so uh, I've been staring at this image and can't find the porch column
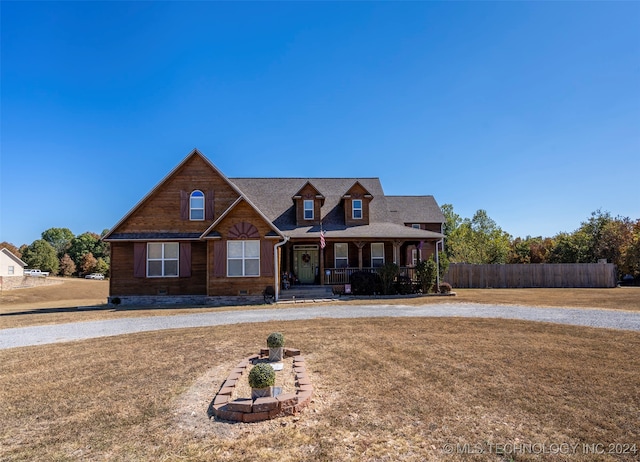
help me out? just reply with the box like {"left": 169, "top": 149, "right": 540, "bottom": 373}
{"left": 355, "top": 241, "right": 365, "bottom": 269}
{"left": 320, "top": 246, "right": 325, "bottom": 285}
{"left": 392, "top": 240, "right": 404, "bottom": 265}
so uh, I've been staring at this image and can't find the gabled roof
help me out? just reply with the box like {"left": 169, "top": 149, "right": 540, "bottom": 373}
{"left": 1, "top": 248, "right": 27, "bottom": 267}
{"left": 386, "top": 196, "right": 445, "bottom": 225}
{"left": 230, "top": 177, "right": 445, "bottom": 239}
{"left": 104, "top": 149, "right": 283, "bottom": 242}
{"left": 343, "top": 180, "right": 374, "bottom": 199}
{"left": 292, "top": 181, "right": 325, "bottom": 204}
{"left": 201, "top": 196, "right": 284, "bottom": 239}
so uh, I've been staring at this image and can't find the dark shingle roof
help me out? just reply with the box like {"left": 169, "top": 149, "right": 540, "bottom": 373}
{"left": 386, "top": 196, "right": 445, "bottom": 224}
{"left": 230, "top": 177, "right": 444, "bottom": 239}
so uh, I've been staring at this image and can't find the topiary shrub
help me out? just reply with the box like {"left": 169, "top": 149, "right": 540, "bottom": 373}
{"left": 248, "top": 363, "right": 276, "bottom": 389}
{"left": 349, "top": 271, "right": 382, "bottom": 295}
{"left": 267, "top": 332, "right": 285, "bottom": 348}
{"left": 439, "top": 282, "right": 452, "bottom": 293}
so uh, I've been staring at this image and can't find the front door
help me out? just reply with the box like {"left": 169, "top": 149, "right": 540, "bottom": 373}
{"left": 293, "top": 245, "right": 319, "bottom": 284}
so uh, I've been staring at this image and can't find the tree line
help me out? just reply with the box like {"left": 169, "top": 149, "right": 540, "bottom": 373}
{"left": 2, "top": 207, "right": 639, "bottom": 281}
{"left": 1, "top": 228, "right": 109, "bottom": 277}
{"left": 442, "top": 206, "right": 640, "bottom": 280}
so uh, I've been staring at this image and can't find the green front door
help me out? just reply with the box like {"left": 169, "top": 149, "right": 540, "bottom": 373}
{"left": 293, "top": 245, "right": 319, "bottom": 284}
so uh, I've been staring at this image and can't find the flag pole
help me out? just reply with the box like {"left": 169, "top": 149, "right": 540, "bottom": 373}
{"left": 319, "top": 220, "right": 325, "bottom": 285}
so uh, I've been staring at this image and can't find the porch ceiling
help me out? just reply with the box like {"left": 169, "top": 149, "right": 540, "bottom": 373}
{"left": 285, "top": 223, "right": 444, "bottom": 240}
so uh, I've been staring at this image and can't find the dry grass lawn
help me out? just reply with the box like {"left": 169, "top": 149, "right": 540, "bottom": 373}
{"left": 1, "top": 278, "right": 639, "bottom": 329}
{"left": 1, "top": 318, "right": 638, "bottom": 461}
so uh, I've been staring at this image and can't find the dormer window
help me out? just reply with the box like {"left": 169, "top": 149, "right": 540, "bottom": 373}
{"left": 190, "top": 190, "right": 204, "bottom": 220}
{"left": 352, "top": 199, "right": 363, "bottom": 219}
{"left": 304, "top": 200, "right": 314, "bottom": 220}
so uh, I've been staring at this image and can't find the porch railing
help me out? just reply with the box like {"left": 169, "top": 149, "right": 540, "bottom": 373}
{"left": 323, "top": 267, "right": 417, "bottom": 285}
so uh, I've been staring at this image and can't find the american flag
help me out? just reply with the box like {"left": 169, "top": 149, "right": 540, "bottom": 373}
{"left": 320, "top": 229, "right": 326, "bottom": 249}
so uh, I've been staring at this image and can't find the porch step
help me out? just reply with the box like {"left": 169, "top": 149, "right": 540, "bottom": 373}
{"left": 278, "top": 285, "right": 336, "bottom": 302}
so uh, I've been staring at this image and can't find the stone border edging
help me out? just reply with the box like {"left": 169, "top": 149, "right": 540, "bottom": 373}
{"left": 210, "top": 347, "right": 313, "bottom": 423}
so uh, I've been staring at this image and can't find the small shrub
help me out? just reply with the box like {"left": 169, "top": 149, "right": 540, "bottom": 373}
{"left": 439, "top": 282, "right": 452, "bottom": 293}
{"left": 415, "top": 258, "right": 438, "bottom": 294}
{"left": 394, "top": 275, "right": 415, "bottom": 294}
{"left": 267, "top": 332, "right": 285, "bottom": 348}
{"left": 349, "top": 271, "right": 382, "bottom": 295}
{"left": 332, "top": 285, "right": 345, "bottom": 295}
{"left": 248, "top": 363, "right": 276, "bottom": 389}
{"left": 377, "top": 262, "right": 399, "bottom": 295}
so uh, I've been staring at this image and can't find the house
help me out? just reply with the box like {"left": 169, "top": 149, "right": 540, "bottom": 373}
{"left": 0, "top": 248, "right": 27, "bottom": 277}
{"left": 103, "top": 149, "right": 445, "bottom": 303}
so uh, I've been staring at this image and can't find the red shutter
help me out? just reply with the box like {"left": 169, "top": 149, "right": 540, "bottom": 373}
{"left": 134, "top": 243, "right": 147, "bottom": 277}
{"left": 261, "top": 240, "right": 274, "bottom": 277}
{"left": 179, "top": 242, "right": 191, "bottom": 277}
{"left": 180, "top": 190, "right": 188, "bottom": 220}
{"left": 213, "top": 240, "right": 226, "bottom": 277}
{"left": 205, "top": 190, "right": 215, "bottom": 220}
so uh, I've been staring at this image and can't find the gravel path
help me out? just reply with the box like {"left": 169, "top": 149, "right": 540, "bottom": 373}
{"left": 2, "top": 303, "right": 639, "bottom": 350}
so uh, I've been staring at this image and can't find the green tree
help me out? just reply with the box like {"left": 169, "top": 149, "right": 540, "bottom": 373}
{"left": 94, "top": 257, "right": 109, "bottom": 276}
{"left": 68, "top": 232, "right": 105, "bottom": 269}
{"left": 415, "top": 258, "right": 438, "bottom": 293}
{"left": 621, "top": 219, "right": 640, "bottom": 278}
{"left": 41, "top": 227, "right": 75, "bottom": 259}
{"left": 596, "top": 217, "right": 633, "bottom": 271}
{"left": 446, "top": 208, "right": 511, "bottom": 264}
{"left": 21, "top": 239, "right": 59, "bottom": 274}
{"left": 509, "top": 236, "right": 554, "bottom": 264}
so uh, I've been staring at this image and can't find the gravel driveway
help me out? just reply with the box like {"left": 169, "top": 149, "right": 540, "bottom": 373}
{"left": 2, "top": 303, "right": 639, "bottom": 350}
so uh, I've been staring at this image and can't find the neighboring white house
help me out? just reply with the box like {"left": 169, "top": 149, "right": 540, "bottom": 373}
{"left": 0, "top": 248, "right": 27, "bottom": 277}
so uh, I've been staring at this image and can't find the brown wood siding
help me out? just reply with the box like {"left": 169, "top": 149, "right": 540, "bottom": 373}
{"left": 424, "top": 223, "right": 442, "bottom": 233}
{"left": 295, "top": 183, "right": 322, "bottom": 226}
{"left": 208, "top": 200, "right": 279, "bottom": 296}
{"left": 109, "top": 241, "right": 207, "bottom": 296}
{"left": 112, "top": 154, "right": 240, "bottom": 235}
{"left": 344, "top": 183, "right": 371, "bottom": 226}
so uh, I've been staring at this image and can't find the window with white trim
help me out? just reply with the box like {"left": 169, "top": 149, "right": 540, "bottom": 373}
{"left": 371, "top": 243, "right": 385, "bottom": 267}
{"left": 8, "top": 265, "right": 15, "bottom": 275}
{"left": 227, "top": 240, "right": 260, "bottom": 277}
{"left": 352, "top": 199, "right": 362, "bottom": 219}
{"left": 303, "top": 200, "right": 314, "bottom": 220}
{"left": 335, "top": 243, "right": 348, "bottom": 268}
{"left": 190, "top": 190, "right": 204, "bottom": 220}
{"left": 147, "top": 243, "right": 179, "bottom": 277}
{"left": 412, "top": 224, "right": 421, "bottom": 229}
{"left": 412, "top": 248, "right": 420, "bottom": 266}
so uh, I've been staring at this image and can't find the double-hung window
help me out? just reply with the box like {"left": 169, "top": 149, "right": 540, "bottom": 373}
{"left": 228, "top": 240, "right": 260, "bottom": 277}
{"left": 303, "top": 200, "right": 314, "bottom": 220}
{"left": 147, "top": 243, "right": 179, "bottom": 277}
{"left": 190, "top": 190, "right": 205, "bottom": 220}
{"left": 352, "top": 199, "right": 362, "bottom": 219}
{"left": 334, "top": 243, "right": 348, "bottom": 268}
{"left": 371, "top": 243, "right": 385, "bottom": 267}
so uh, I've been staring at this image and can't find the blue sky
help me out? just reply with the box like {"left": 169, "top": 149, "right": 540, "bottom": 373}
{"left": 1, "top": 1, "right": 639, "bottom": 247}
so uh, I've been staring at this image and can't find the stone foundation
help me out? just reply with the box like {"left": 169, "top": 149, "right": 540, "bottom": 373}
{"left": 210, "top": 347, "right": 312, "bottom": 423}
{"left": 108, "top": 295, "right": 263, "bottom": 306}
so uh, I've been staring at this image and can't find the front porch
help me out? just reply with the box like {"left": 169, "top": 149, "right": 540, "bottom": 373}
{"left": 280, "top": 239, "right": 437, "bottom": 287}
{"left": 322, "top": 266, "right": 417, "bottom": 285}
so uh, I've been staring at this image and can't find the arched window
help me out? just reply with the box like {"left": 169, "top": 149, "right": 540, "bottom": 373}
{"left": 190, "top": 190, "right": 204, "bottom": 220}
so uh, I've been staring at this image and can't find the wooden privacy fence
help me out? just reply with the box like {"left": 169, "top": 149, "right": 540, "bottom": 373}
{"left": 444, "top": 263, "right": 617, "bottom": 288}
